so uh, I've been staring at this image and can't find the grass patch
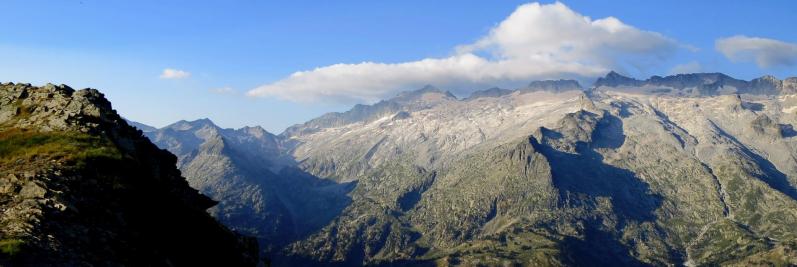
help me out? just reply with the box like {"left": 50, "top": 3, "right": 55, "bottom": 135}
{"left": 0, "top": 239, "right": 23, "bottom": 256}
{"left": 0, "top": 128, "right": 122, "bottom": 166}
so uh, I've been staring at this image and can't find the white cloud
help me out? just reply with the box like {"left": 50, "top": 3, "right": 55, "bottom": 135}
{"left": 248, "top": 2, "right": 681, "bottom": 103}
{"left": 669, "top": 61, "right": 702, "bottom": 74}
{"left": 159, "top": 68, "right": 191, "bottom": 79}
{"left": 716, "top": 35, "right": 797, "bottom": 68}
{"left": 210, "top": 87, "right": 234, "bottom": 94}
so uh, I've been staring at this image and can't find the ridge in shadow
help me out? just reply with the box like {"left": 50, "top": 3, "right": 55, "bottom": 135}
{"left": 530, "top": 113, "right": 666, "bottom": 265}
{"left": 711, "top": 122, "right": 797, "bottom": 200}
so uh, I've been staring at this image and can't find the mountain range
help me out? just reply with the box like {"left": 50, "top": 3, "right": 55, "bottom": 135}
{"left": 134, "top": 72, "right": 797, "bottom": 266}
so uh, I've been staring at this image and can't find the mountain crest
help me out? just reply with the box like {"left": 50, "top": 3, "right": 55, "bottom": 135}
{"left": 391, "top": 84, "right": 457, "bottom": 102}
{"left": 165, "top": 118, "right": 221, "bottom": 132}
{"left": 0, "top": 83, "right": 258, "bottom": 266}
{"left": 594, "top": 71, "right": 795, "bottom": 95}
{"left": 0, "top": 82, "right": 119, "bottom": 134}
{"left": 594, "top": 71, "right": 642, "bottom": 88}
{"left": 526, "top": 79, "right": 583, "bottom": 92}
{"left": 466, "top": 87, "right": 514, "bottom": 100}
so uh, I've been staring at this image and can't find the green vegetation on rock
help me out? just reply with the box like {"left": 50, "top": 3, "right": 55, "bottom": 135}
{"left": 0, "top": 82, "right": 259, "bottom": 266}
{"left": 0, "top": 239, "right": 23, "bottom": 256}
{"left": 0, "top": 128, "right": 121, "bottom": 166}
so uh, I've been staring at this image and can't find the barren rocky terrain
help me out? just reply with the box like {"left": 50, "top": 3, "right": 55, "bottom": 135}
{"left": 144, "top": 72, "right": 797, "bottom": 266}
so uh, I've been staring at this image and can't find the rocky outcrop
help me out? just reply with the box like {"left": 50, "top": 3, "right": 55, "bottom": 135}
{"left": 466, "top": 87, "right": 514, "bottom": 100}
{"left": 784, "top": 77, "right": 797, "bottom": 94}
{"left": 594, "top": 71, "right": 797, "bottom": 95}
{"left": 525, "top": 79, "right": 583, "bottom": 93}
{"left": 0, "top": 83, "right": 259, "bottom": 266}
{"left": 594, "top": 71, "right": 644, "bottom": 88}
{"left": 390, "top": 85, "right": 457, "bottom": 104}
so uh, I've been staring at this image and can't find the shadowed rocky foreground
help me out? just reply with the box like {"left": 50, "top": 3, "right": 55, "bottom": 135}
{"left": 0, "top": 83, "right": 259, "bottom": 266}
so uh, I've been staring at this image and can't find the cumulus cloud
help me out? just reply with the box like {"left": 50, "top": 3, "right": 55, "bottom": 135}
{"left": 669, "top": 61, "right": 702, "bottom": 75}
{"left": 159, "top": 68, "right": 191, "bottom": 79}
{"left": 716, "top": 35, "right": 797, "bottom": 68}
{"left": 248, "top": 2, "right": 680, "bottom": 103}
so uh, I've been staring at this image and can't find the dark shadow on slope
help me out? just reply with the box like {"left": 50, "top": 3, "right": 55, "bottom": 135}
{"left": 611, "top": 102, "right": 634, "bottom": 118}
{"left": 743, "top": 102, "right": 765, "bottom": 111}
{"left": 651, "top": 109, "right": 689, "bottom": 149}
{"left": 208, "top": 142, "right": 357, "bottom": 262}
{"left": 559, "top": 220, "right": 648, "bottom": 267}
{"left": 781, "top": 124, "right": 797, "bottom": 138}
{"left": 710, "top": 122, "right": 797, "bottom": 200}
{"left": 275, "top": 167, "right": 357, "bottom": 240}
{"left": 534, "top": 140, "right": 664, "bottom": 264}
{"left": 535, "top": 113, "right": 661, "bottom": 224}
{"left": 531, "top": 138, "right": 663, "bottom": 227}
{"left": 592, "top": 114, "right": 625, "bottom": 149}
{"left": 223, "top": 142, "right": 356, "bottom": 235}
{"left": 397, "top": 171, "right": 436, "bottom": 212}
{"left": 530, "top": 114, "right": 666, "bottom": 265}
{"left": 745, "top": 151, "right": 797, "bottom": 200}
{"left": 539, "top": 127, "right": 563, "bottom": 139}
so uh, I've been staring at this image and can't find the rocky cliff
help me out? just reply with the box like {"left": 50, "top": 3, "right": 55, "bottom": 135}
{"left": 0, "top": 83, "right": 258, "bottom": 266}
{"left": 145, "top": 119, "right": 352, "bottom": 256}
{"left": 525, "top": 79, "right": 583, "bottom": 93}
{"left": 594, "top": 71, "right": 797, "bottom": 96}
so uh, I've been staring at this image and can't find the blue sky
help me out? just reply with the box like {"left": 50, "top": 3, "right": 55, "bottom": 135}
{"left": 1, "top": 1, "right": 796, "bottom": 133}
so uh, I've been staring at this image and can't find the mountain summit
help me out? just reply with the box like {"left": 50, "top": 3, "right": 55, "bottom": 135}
{"left": 0, "top": 83, "right": 258, "bottom": 266}
{"left": 526, "top": 79, "right": 583, "bottom": 93}
{"left": 595, "top": 71, "right": 797, "bottom": 95}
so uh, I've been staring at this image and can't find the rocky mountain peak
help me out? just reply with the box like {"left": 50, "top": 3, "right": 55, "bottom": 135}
{"left": 649, "top": 72, "right": 735, "bottom": 85}
{"left": 758, "top": 75, "right": 779, "bottom": 81}
{"left": 0, "top": 83, "right": 258, "bottom": 266}
{"left": 594, "top": 71, "right": 793, "bottom": 95}
{"left": 283, "top": 85, "right": 459, "bottom": 137}
{"left": 784, "top": 77, "right": 797, "bottom": 94}
{"left": 605, "top": 70, "right": 623, "bottom": 77}
{"left": 163, "top": 119, "right": 222, "bottom": 136}
{"left": 179, "top": 118, "right": 216, "bottom": 128}
{"left": 466, "top": 87, "right": 514, "bottom": 100}
{"left": 0, "top": 82, "right": 121, "bottom": 134}
{"left": 391, "top": 84, "right": 457, "bottom": 103}
{"left": 594, "top": 71, "right": 641, "bottom": 87}
{"left": 239, "top": 125, "right": 270, "bottom": 138}
{"left": 749, "top": 75, "right": 784, "bottom": 94}
{"left": 526, "top": 79, "right": 583, "bottom": 92}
